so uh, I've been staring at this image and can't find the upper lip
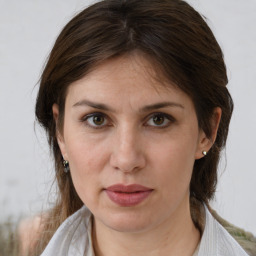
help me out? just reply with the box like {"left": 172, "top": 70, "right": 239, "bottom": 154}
{"left": 105, "top": 184, "right": 153, "bottom": 193}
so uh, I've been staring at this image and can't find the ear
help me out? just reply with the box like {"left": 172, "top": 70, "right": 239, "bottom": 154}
{"left": 195, "top": 107, "right": 222, "bottom": 159}
{"left": 52, "top": 104, "right": 69, "bottom": 161}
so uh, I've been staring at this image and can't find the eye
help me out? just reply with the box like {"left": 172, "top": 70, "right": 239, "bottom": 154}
{"left": 146, "top": 113, "right": 174, "bottom": 128}
{"left": 83, "top": 113, "right": 109, "bottom": 128}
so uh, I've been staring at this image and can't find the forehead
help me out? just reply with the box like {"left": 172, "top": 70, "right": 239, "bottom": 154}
{"left": 65, "top": 54, "right": 193, "bottom": 109}
{"left": 69, "top": 53, "right": 168, "bottom": 90}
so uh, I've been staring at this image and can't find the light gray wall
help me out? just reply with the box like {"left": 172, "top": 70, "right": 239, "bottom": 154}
{"left": 0, "top": 0, "right": 255, "bottom": 234}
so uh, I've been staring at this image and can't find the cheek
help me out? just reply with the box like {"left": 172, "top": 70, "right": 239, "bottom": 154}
{"left": 68, "top": 141, "right": 107, "bottom": 177}
{"left": 64, "top": 134, "right": 110, "bottom": 201}
{"left": 150, "top": 132, "right": 197, "bottom": 191}
{"left": 64, "top": 125, "right": 108, "bottom": 170}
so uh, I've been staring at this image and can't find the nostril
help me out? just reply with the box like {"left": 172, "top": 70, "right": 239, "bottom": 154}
{"left": 110, "top": 151, "right": 146, "bottom": 173}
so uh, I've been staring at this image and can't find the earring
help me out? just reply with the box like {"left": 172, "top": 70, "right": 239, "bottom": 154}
{"left": 202, "top": 151, "right": 207, "bottom": 156}
{"left": 63, "top": 160, "right": 70, "bottom": 173}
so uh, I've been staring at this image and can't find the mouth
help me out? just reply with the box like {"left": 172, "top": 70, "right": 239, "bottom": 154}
{"left": 105, "top": 184, "right": 153, "bottom": 207}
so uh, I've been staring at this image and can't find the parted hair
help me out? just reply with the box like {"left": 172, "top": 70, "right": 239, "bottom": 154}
{"left": 34, "top": 0, "right": 233, "bottom": 254}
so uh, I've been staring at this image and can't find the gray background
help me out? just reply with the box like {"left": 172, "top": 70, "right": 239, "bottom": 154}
{"left": 0, "top": 0, "right": 255, "bottom": 235}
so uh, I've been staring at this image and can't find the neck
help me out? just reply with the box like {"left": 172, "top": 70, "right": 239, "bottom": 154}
{"left": 92, "top": 198, "right": 200, "bottom": 256}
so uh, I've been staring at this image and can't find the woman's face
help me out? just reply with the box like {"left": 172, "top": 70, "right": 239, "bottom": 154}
{"left": 55, "top": 54, "right": 209, "bottom": 233}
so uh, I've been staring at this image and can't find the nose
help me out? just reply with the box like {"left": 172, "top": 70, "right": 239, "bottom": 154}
{"left": 110, "top": 126, "right": 146, "bottom": 173}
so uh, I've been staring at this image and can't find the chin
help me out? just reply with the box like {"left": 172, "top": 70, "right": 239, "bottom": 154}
{"left": 98, "top": 210, "right": 156, "bottom": 233}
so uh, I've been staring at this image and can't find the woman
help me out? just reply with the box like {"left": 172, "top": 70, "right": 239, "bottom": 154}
{"left": 32, "top": 0, "right": 249, "bottom": 255}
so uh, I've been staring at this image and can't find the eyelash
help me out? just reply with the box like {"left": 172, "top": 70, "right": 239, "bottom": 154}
{"left": 81, "top": 112, "right": 175, "bottom": 129}
{"left": 81, "top": 112, "right": 110, "bottom": 130}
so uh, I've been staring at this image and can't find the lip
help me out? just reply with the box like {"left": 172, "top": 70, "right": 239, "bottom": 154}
{"left": 105, "top": 184, "right": 153, "bottom": 207}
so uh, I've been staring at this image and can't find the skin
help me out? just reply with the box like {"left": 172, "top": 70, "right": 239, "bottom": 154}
{"left": 53, "top": 54, "right": 221, "bottom": 256}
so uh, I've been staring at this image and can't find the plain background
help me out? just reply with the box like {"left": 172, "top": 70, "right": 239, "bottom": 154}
{"left": 0, "top": 0, "right": 255, "bottom": 235}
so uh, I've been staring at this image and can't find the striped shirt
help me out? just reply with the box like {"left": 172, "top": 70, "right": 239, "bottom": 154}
{"left": 41, "top": 205, "right": 248, "bottom": 256}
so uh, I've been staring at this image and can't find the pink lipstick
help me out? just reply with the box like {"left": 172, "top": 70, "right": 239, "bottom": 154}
{"left": 105, "top": 184, "right": 153, "bottom": 207}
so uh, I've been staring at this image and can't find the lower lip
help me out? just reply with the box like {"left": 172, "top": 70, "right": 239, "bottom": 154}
{"left": 105, "top": 190, "right": 153, "bottom": 207}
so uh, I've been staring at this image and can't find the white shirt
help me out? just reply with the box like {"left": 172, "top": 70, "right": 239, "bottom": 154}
{"left": 40, "top": 205, "right": 249, "bottom": 256}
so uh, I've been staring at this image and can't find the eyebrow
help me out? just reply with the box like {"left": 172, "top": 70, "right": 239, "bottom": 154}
{"left": 140, "top": 102, "right": 184, "bottom": 112}
{"left": 72, "top": 99, "right": 184, "bottom": 112}
{"left": 73, "top": 99, "right": 115, "bottom": 112}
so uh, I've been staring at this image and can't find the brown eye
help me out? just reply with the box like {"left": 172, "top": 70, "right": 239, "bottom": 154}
{"left": 84, "top": 113, "right": 108, "bottom": 128}
{"left": 153, "top": 115, "right": 165, "bottom": 125}
{"left": 93, "top": 115, "right": 105, "bottom": 125}
{"left": 146, "top": 113, "right": 173, "bottom": 128}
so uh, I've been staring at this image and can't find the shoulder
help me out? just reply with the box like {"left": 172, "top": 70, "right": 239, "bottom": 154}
{"left": 198, "top": 206, "right": 250, "bottom": 256}
{"left": 17, "top": 213, "right": 46, "bottom": 255}
{"left": 40, "top": 205, "right": 92, "bottom": 256}
{"left": 211, "top": 209, "right": 256, "bottom": 256}
{"left": 215, "top": 219, "right": 250, "bottom": 255}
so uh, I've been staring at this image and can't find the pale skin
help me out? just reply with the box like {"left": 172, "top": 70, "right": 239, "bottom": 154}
{"left": 53, "top": 53, "right": 221, "bottom": 256}
{"left": 17, "top": 215, "right": 43, "bottom": 256}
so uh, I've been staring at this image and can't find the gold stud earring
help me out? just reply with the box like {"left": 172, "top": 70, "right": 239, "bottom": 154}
{"left": 202, "top": 151, "right": 207, "bottom": 156}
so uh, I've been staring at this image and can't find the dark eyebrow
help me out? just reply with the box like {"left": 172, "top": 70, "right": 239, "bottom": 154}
{"left": 73, "top": 99, "right": 184, "bottom": 112}
{"left": 73, "top": 99, "right": 115, "bottom": 112}
{"left": 140, "top": 102, "right": 184, "bottom": 112}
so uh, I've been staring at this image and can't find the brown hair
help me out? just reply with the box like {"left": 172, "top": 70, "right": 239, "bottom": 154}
{"left": 34, "top": 0, "right": 233, "bottom": 253}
